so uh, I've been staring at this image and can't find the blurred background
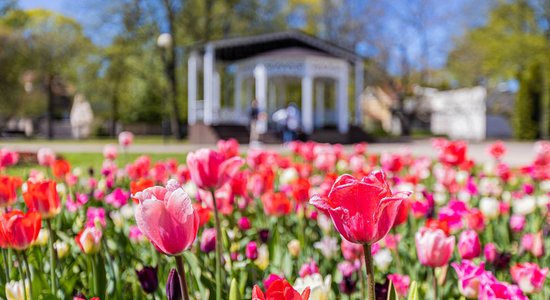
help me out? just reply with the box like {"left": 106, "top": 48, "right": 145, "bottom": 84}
{"left": 0, "top": 0, "right": 549, "bottom": 142}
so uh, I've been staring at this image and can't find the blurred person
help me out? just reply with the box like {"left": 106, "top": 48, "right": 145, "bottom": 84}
{"left": 70, "top": 94, "right": 94, "bottom": 139}
{"left": 284, "top": 103, "right": 300, "bottom": 143}
{"left": 249, "top": 99, "right": 260, "bottom": 144}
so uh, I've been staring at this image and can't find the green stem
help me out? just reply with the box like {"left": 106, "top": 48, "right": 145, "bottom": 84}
{"left": 16, "top": 253, "right": 27, "bottom": 300}
{"left": 175, "top": 255, "right": 191, "bottom": 300}
{"left": 2, "top": 248, "right": 10, "bottom": 281}
{"left": 91, "top": 254, "right": 98, "bottom": 297}
{"left": 46, "top": 219, "right": 58, "bottom": 294}
{"left": 211, "top": 189, "right": 224, "bottom": 300}
{"left": 21, "top": 251, "right": 33, "bottom": 300}
{"left": 362, "top": 243, "right": 375, "bottom": 300}
{"left": 432, "top": 267, "right": 438, "bottom": 300}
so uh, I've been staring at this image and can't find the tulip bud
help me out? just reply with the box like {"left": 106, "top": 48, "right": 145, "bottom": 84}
{"left": 479, "top": 197, "right": 499, "bottom": 219}
{"left": 263, "top": 273, "right": 282, "bottom": 290}
{"left": 259, "top": 229, "right": 269, "bottom": 243}
{"left": 200, "top": 228, "right": 216, "bottom": 253}
{"left": 35, "top": 229, "right": 50, "bottom": 246}
{"left": 458, "top": 230, "right": 481, "bottom": 259}
{"left": 136, "top": 266, "right": 159, "bottom": 294}
{"left": 166, "top": 268, "right": 182, "bottom": 300}
{"left": 509, "top": 215, "right": 525, "bottom": 232}
{"left": 5, "top": 280, "right": 29, "bottom": 300}
{"left": 75, "top": 227, "right": 102, "bottom": 254}
{"left": 237, "top": 217, "right": 251, "bottom": 231}
{"left": 55, "top": 241, "right": 69, "bottom": 259}
{"left": 287, "top": 239, "right": 301, "bottom": 257}
{"left": 484, "top": 243, "right": 497, "bottom": 263}
{"left": 246, "top": 241, "right": 258, "bottom": 260}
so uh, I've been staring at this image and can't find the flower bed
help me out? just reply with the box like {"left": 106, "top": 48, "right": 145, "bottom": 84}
{"left": 0, "top": 137, "right": 549, "bottom": 300}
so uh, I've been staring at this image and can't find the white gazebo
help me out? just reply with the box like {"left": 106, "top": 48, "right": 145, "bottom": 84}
{"left": 187, "top": 31, "right": 365, "bottom": 142}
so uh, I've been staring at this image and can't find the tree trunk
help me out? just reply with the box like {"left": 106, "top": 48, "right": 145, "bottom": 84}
{"left": 162, "top": 0, "right": 182, "bottom": 139}
{"left": 46, "top": 75, "right": 55, "bottom": 140}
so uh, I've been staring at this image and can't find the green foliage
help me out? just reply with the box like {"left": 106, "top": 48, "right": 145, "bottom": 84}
{"left": 448, "top": 0, "right": 549, "bottom": 86}
{"left": 513, "top": 63, "right": 542, "bottom": 139}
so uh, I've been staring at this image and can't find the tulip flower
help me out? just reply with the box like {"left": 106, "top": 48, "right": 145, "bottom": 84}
{"left": 451, "top": 260, "right": 486, "bottom": 299}
{"left": 103, "top": 144, "right": 118, "bottom": 160}
{"left": 415, "top": 227, "right": 455, "bottom": 299}
{"left": 134, "top": 180, "right": 198, "bottom": 300}
{"left": 186, "top": 149, "right": 244, "bottom": 300}
{"left": 37, "top": 148, "right": 56, "bottom": 167}
{"left": 261, "top": 191, "right": 291, "bottom": 216}
{"left": 387, "top": 274, "right": 410, "bottom": 297}
{"left": 0, "top": 175, "right": 22, "bottom": 207}
{"left": 252, "top": 279, "right": 310, "bottom": 300}
{"left": 166, "top": 268, "right": 182, "bottom": 300}
{"left": 0, "top": 210, "right": 41, "bottom": 250}
{"left": 294, "top": 274, "right": 331, "bottom": 300}
{"left": 23, "top": 180, "right": 60, "bottom": 219}
{"left": 487, "top": 140, "right": 506, "bottom": 160}
{"left": 75, "top": 227, "right": 102, "bottom": 254}
{"left": 136, "top": 266, "right": 159, "bottom": 294}
{"left": 310, "top": 170, "right": 409, "bottom": 300}
{"left": 458, "top": 230, "right": 481, "bottom": 259}
{"left": 246, "top": 241, "right": 259, "bottom": 260}
{"left": 200, "top": 228, "right": 216, "bottom": 253}
{"left": 5, "top": 279, "right": 30, "bottom": 300}
{"left": 510, "top": 263, "right": 548, "bottom": 294}
{"left": 52, "top": 159, "right": 71, "bottom": 178}
{"left": 118, "top": 131, "right": 134, "bottom": 148}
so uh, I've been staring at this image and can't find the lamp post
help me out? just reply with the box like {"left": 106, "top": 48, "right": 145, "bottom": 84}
{"left": 157, "top": 32, "right": 182, "bottom": 140}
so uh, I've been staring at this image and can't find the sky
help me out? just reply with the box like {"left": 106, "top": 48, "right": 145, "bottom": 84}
{"left": 17, "top": 0, "right": 491, "bottom": 73}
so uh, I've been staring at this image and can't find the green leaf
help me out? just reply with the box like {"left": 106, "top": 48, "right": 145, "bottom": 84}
{"left": 387, "top": 280, "right": 399, "bottom": 300}
{"left": 407, "top": 281, "right": 418, "bottom": 300}
{"left": 229, "top": 278, "right": 241, "bottom": 300}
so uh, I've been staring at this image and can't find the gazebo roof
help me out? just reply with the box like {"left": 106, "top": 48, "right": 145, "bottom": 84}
{"left": 191, "top": 30, "right": 363, "bottom": 63}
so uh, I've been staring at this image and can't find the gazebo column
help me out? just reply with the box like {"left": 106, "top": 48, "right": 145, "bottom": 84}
{"left": 187, "top": 51, "right": 198, "bottom": 125}
{"left": 268, "top": 80, "right": 276, "bottom": 115}
{"left": 234, "top": 73, "right": 243, "bottom": 118}
{"left": 213, "top": 71, "right": 221, "bottom": 124}
{"left": 337, "top": 65, "right": 349, "bottom": 133}
{"left": 315, "top": 80, "right": 324, "bottom": 129}
{"left": 355, "top": 60, "right": 364, "bottom": 125}
{"left": 254, "top": 64, "right": 268, "bottom": 131}
{"left": 301, "top": 75, "right": 314, "bottom": 134}
{"left": 203, "top": 44, "right": 215, "bottom": 125}
{"left": 245, "top": 78, "right": 253, "bottom": 114}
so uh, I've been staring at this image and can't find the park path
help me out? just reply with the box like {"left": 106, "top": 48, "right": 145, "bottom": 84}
{"left": 0, "top": 139, "right": 539, "bottom": 166}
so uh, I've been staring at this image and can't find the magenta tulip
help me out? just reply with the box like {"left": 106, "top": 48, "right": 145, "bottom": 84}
{"left": 458, "top": 230, "right": 481, "bottom": 259}
{"left": 186, "top": 149, "right": 244, "bottom": 191}
{"left": 510, "top": 263, "right": 549, "bottom": 294}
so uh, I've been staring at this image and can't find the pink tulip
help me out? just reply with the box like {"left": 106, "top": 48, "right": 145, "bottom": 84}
{"left": 86, "top": 207, "right": 106, "bottom": 228}
{"left": 451, "top": 260, "right": 486, "bottom": 299}
{"left": 509, "top": 215, "right": 525, "bottom": 232}
{"left": 510, "top": 263, "right": 549, "bottom": 294}
{"left": 103, "top": 144, "right": 118, "bottom": 160}
{"left": 75, "top": 226, "right": 102, "bottom": 254}
{"left": 186, "top": 149, "right": 244, "bottom": 191}
{"left": 105, "top": 188, "right": 130, "bottom": 208}
{"left": 415, "top": 227, "right": 455, "bottom": 267}
{"left": 484, "top": 243, "right": 497, "bottom": 263}
{"left": 341, "top": 239, "right": 364, "bottom": 261}
{"left": 298, "top": 260, "right": 319, "bottom": 277}
{"left": 37, "top": 148, "right": 56, "bottom": 167}
{"left": 458, "top": 230, "right": 481, "bottom": 259}
{"left": 387, "top": 274, "right": 410, "bottom": 297}
{"left": 0, "top": 148, "right": 18, "bottom": 168}
{"left": 134, "top": 179, "right": 199, "bottom": 255}
{"left": 216, "top": 138, "right": 240, "bottom": 159}
{"left": 129, "top": 226, "right": 145, "bottom": 242}
{"left": 479, "top": 280, "right": 527, "bottom": 300}
{"left": 521, "top": 232, "right": 544, "bottom": 257}
{"left": 200, "top": 228, "right": 216, "bottom": 253}
{"left": 310, "top": 170, "right": 409, "bottom": 244}
{"left": 487, "top": 140, "right": 506, "bottom": 159}
{"left": 118, "top": 131, "right": 134, "bottom": 147}
{"left": 245, "top": 241, "right": 258, "bottom": 260}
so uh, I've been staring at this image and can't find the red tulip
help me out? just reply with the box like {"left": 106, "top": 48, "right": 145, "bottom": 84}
{"left": 438, "top": 140, "right": 468, "bottom": 167}
{"left": 134, "top": 180, "right": 199, "bottom": 255}
{"left": 0, "top": 210, "right": 42, "bottom": 250}
{"left": 261, "top": 191, "right": 291, "bottom": 216}
{"left": 23, "top": 180, "right": 61, "bottom": 219}
{"left": 52, "top": 159, "right": 71, "bottom": 178}
{"left": 392, "top": 198, "right": 410, "bottom": 228}
{"left": 0, "top": 175, "right": 22, "bottom": 207}
{"left": 310, "top": 170, "right": 409, "bottom": 244}
{"left": 291, "top": 178, "right": 311, "bottom": 204}
{"left": 216, "top": 138, "right": 240, "bottom": 159}
{"left": 186, "top": 149, "right": 244, "bottom": 191}
{"left": 252, "top": 279, "right": 310, "bottom": 300}
{"left": 488, "top": 140, "right": 506, "bottom": 159}
{"left": 130, "top": 178, "right": 155, "bottom": 203}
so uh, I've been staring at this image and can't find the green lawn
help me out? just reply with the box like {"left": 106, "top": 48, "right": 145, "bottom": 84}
{"left": 6, "top": 152, "right": 187, "bottom": 177}
{"left": 0, "top": 135, "right": 188, "bottom": 145}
